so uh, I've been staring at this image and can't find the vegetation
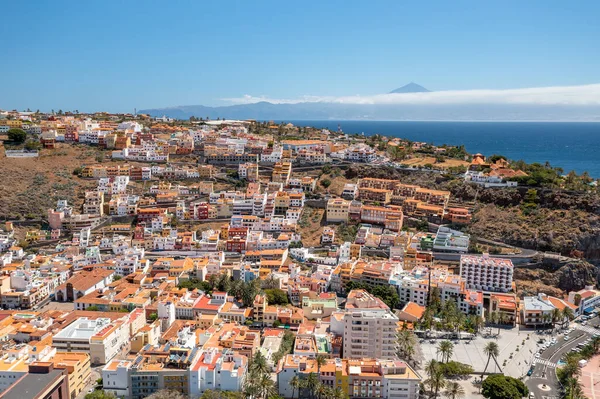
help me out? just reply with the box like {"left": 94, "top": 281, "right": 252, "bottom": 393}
{"left": 24, "top": 139, "right": 42, "bottom": 151}
{"left": 244, "top": 352, "right": 277, "bottom": 399}
{"left": 345, "top": 281, "right": 400, "bottom": 309}
{"left": 85, "top": 391, "right": 115, "bottom": 399}
{"left": 556, "top": 336, "right": 600, "bottom": 399}
{"left": 396, "top": 330, "right": 418, "bottom": 367}
{"left": 417, "top": 294, "right": 483, "bottom": 335}
{"left": 424, "top": 360, "right": 446, "bottom": 399}
{"left": 200, "top": 390, "right": 244, "bottom": 399}
{"left": 437, "top": 361, "right": 474, "bottom": 378}
{"left": 146, "top": 390, "right": 187, "bottom": 399}
{"left": 178, "top": 275, "right": 262, "bottom": 308}
{"left": 320, "top": 178, "right": 332, "bottom": 189}
{"left": 443, "top": 381, "right": 466, "bottom": 399}
{"left": 7, "top": 128, "right": 27, "bottom": 143}
{"left": 264, "top": 288, "right": 289, "bottom": 305}
{"left": 437, "top": 340, "right": 454, "bottom": 363}
{"left": 481, "top": 342, "right": 502, "bottom": 378}
{"left": 481, "top": 375, "right": 528, "bottom": 399}
{"left": 336, "top": 223, "right": 358, "bottom": 242}
{"left": 271, "top": 331, "right": 295, "bottom": 365}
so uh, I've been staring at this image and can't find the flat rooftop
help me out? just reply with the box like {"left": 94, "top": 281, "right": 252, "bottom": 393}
{"left": 1, "top": 368, "right": 64, "bottom": 399}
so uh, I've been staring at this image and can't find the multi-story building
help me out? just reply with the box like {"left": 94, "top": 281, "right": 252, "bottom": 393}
{"left": 568, "top": 285, "right": 600, "bottom": 316}
{"left": 0, "top": 362, "right": 70, "bottom": 399}
{"left": 521, "top": 294, "right": 556, "bottom": 328}
{"left": 341, "top": 290, "right": 398, "bottom": 360}
{"left": 277, "top": 355, "right": 421, "bottom": 399}
{"left": 238, "top": 162, "right": 259, "bottom": 181}
{"left": 459, "top": 254, "right": 513, "bottom": 293}
{"left": 189, "top": 348, "right": 247, "bottom": 397}
{"left": 50, "top": 352, "right": 92, "bottom": 399}
{"left": 52, "top": 317, "right": 130, "bottom": 365}
{"left": 327, "top": 198, "right": 350, "bottom": 223}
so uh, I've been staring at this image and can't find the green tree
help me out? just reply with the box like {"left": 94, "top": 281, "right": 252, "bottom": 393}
{"left": 437, "top": 340, "right": 454, "bottom": 363}
{"left": 149, "top": 313, "right": 158, "bottom": 321}
{"left": 290, "top": 375, "right": 301, "bottom": 399}
{"left": 24, "top": 139, "right": 42, "bottom": 151}
{"left": 7, "top": 128, "right": 27, "bottom": 143}
{"left": 425, "top": 360, "right": 446, "bottom": 399}
{"left": 200, "top": 391, "right": 244, "bottom": 399}
{"left": 316, "top": 354, "right": 327, "bottom": 374}
{"left": 85, "top": 391, "right": 116, "bottom": 399}
{"left": 303, "top": 373, "right": 320, "bottom": 399}
{"left": 443, "top": 381, "right": 465, "bottom": 399}
{"left": 265, "top": 288, "right": 289, "bottom": 305}
{"left": 481, "top": 342, "right": 501, "bottom": 381}
{"left": 481, "top": 375, "right": 528, "bottom": 399}
{"left": 146, "top": 390, "right": 186, "bottom": 399}
{"left": 320, "top": 179, "right": 332, "bottom": 189}
{"left": 562, "top": 307, "right": 575, "bottom": 327}
{"left": 396, "top": 330, "right": 418, "bottom": 367}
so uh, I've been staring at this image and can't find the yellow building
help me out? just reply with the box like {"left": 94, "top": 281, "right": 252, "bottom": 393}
{"left": 326, "top": 198, "right": 350, "bottom": 223}
{"left": 51, "top": 352, "right": 92, "bottom": 399}
{"left": 5, "top": 119, "right": 23, "bottom": 128}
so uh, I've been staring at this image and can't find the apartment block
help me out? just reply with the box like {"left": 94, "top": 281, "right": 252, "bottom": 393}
{"left": 459, "top": 254, "right": 513, "bottom": 293}
{"left": 342, "top": 290, "right": 398, "bottom": 360}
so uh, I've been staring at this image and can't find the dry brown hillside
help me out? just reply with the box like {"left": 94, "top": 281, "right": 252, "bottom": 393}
{"left": 0, "top": 146, "right": 100, "bottom": 220}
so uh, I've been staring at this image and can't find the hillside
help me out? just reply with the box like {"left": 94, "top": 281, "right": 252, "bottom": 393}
{"left": 0, "top": 146, "right": 101, "bottom": 220}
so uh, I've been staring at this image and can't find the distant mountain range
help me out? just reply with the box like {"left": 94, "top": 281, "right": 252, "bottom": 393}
{"left": 139, "top": 83, "right": 600, "bottom": 121}
{"left": 389, "top": 83, "right": 430, "bottom": 93}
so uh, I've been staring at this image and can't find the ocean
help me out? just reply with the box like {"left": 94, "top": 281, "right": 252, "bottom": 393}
{"left": 283, "top": 121, "right": 600, "bottom": 177}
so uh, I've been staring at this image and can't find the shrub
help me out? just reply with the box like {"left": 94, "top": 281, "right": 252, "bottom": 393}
{"left": 7, "top": 128, "right": 27, "bottom": 143}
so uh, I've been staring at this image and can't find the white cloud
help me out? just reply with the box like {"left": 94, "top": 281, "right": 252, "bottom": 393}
{"left": 222, "top": 84, "right": 600, "bottom": 106}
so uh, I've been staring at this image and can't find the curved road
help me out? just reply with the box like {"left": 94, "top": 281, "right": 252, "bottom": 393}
{"left": 526, "top": 316, "right": 600, "bottom": 398}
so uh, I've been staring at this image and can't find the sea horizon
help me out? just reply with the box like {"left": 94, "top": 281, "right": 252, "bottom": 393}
{"left": 280, "top": 120, "right": 600, "bottom": 177}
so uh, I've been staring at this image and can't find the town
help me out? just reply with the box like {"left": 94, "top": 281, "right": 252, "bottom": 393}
{"left": 0, "top": 110, "right": 597, "bottom": 399}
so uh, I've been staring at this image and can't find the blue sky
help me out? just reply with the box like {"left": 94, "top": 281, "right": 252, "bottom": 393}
{"left": 1, "top": 0, "right": 599, "bottom": 112}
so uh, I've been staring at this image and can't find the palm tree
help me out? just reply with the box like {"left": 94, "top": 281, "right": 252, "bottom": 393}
{"left": 437, "top": 340, "right": 454, "bottom": 363}
{"left": 290, "top": 375, "right": 301, "bottom": 399}
{"left": 565, "top": 377, "right": 584, "bottom": 399}
{"left": 316, "top": 354, "right": 327, "bottom": 374}
{"left": 331, "top": 387, "right": 347, "bottom": 399}
{"left": 256, "top": 372, "right": 276, "bottom": 399}
{"left": 562, "top": 307, "right": 575, "bottom": 329}
{"left": 429, "top": 368, "right": 446, "bottom": 399}
{"left": 488, "top": 311, "right": 498, "bottom": 327}
{"left": 481, "top": 342, "right": 501, "bottom": 382}
{"left": 243, "top": 376, "right": 261, "bottom": 399}
{"left": 443, "top": 381, "right": 465, "bottom": 399}
{"left": 592, "top": 336, "right": 600, "bottom": 353}
{"left": 562, "top": 353, "right": 581, "bottom": 381}
{"left": 315, "top": 383, "right": 328, "bottom": 399}
{"left": 425, "top": 360, "right": 446, "bottom": 399}
{"left": 397, "top": 330, "right": 418, "bottom": 365}
{"left": 542, "top": 313, "right": 552, "bottom": 328}
{"left": 250, "top": 351, "right": 270, "bottom": 375}
{"left": 304, "top": 373, "right": 320, "bottom": 399}
{"left": 552, "top": 307, "right": 562, "bottom": 330}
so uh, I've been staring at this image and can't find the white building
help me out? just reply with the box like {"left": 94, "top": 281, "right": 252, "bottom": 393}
{"left": 459, "top": 254, "right": 513, "bottom": 293}
{"left": 189, "top": 348, "right": 247, "bottom": 397}
{"left": 433, "top": 226, "right": 469, "bottom": 253}
{"left": 52, "top": 317, "right": 130, "bottom": 364}
{"left": 342, "top": 290, "right": 399, "bottom": 360}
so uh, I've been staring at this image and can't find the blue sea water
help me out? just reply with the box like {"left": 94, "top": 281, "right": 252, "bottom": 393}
{"left": 284, "top": 121, "right": 600, "bottom": 177}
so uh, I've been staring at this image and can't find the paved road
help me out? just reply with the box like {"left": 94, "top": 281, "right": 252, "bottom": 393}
{"left": 526, "top": 316, "right": 600, "bottom": 398}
